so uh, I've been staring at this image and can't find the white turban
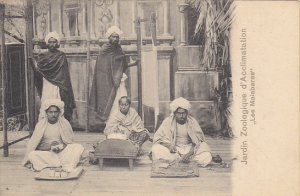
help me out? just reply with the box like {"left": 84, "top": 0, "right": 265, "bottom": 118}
{"left": 39, "top": 99, "right": 65, "bottom": 120}
{"left": 105, "top": 26, "right": 123, "bottom": 39}
{"left": 170, "top": 97, "right": 191, "bottom": 113}
{"left": 45, "top": 31, "right": 60, "bottom": 44}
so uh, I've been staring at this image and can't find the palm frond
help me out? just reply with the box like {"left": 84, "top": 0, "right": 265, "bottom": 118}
{"left": 189, "top": 0, "right": 235, "bottom": 137}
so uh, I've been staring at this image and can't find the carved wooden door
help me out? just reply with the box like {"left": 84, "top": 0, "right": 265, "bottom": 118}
{"left": 5, "top": 44, "right": 26, "bottom": 117}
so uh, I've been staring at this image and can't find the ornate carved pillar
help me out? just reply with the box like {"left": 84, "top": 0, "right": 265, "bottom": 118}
{"left": 162, "top": 0, "right": 170, "bottom": 36}
{"left": 95, "top": 0, "right": 113, "bottom": 38}
{"left": 177, "top": 0, "right": 188, "bottom": 45}
{"left": 35, "top": 0, "right": 50, "bottom": 38}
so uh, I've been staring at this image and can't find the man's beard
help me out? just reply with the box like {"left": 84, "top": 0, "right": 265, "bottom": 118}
{"left": 109, "top": 40, "right": 119, "bottom": 46}
{"left": 48, "top": 118, "right": 58, "bottom": 124}
{"left": 47, "top": 44, "right": 59, "bottom": 50}
{"left": 176, "top": 118, "right": 186, "bottom": 124}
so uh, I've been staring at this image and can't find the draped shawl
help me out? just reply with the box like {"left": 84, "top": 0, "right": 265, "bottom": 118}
{"left": 22, "top": 101, "right": 74, "bottom": 166}
{"left": 34, "top": 50, "right": 76, "bottom": 119}
{"left": 89, "top": 42, "right": 127, "bottom": 121}
{"left": 153, "top": 115, "right": 207, "bottom": 150}
{"left": 103, "top": 108, "right": 146, "bottom": 136}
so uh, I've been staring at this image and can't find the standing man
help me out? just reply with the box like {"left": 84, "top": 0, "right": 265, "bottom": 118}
{"left": 31, "top": 32, "right": 76, "bottom": 121}
{"left": 89, "top": 26, "right": 137, "bottom": 122}
{"left": 151, "top": 97, "right": 213, "bottom": 167}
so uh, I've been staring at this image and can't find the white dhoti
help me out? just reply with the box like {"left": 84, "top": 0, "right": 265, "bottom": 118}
{"left": 28, "top": 143, "right": 84, "bottom": 171}
{"left": 152, "top": 142, "right": 212, "bottom": 167}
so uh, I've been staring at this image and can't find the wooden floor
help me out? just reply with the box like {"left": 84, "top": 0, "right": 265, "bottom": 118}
{"left": 0, "top": 131, "right": 234, "bottom": 196}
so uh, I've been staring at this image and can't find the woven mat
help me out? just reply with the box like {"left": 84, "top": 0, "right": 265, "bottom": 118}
{"left": 151, "top": 160, "right": 199, "bottom": 178}
{"left": 35, "top": 166, "right": 84, "bottom": 180}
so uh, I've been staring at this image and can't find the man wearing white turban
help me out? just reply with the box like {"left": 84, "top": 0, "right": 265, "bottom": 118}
{"left": 44, "top": 31, "right": 61, "bottom": 45}
{"left": 31, "top": 32, "right": 76, "bottom": 121}
{"left": 22, "top": 99, "right": 84, "bottom": 172}
{"left": 105, "top": 25, "right": 123, "bottom": 39}
{"left": 89, "top": 26, "right": 137, "bottom": 123}
{"left": 151, "top": 97, "right": 213, "bottom": 167}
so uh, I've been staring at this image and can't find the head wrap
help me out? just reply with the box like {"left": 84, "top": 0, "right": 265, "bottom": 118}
{"left": 45, "top": 31, "right": 60, "bottom": 44}
{"left": 170, "top": 97, "right": 191, "bottom": 113}
{"left": 39, "top": 99, "right": 65, "bottom": 120}
{"left": 105, "top": 26, "right": 123, "bottom": 39}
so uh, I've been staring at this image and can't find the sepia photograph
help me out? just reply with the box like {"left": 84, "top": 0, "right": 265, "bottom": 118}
{"left": 0, "top": 0, "right": 299, "bottom": 195}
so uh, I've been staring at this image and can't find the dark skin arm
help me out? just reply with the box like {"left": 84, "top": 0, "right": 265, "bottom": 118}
{"left": 28, "top": 57, "right": 38, "bottom": 70}
{"left": 180, "top": 143, "right": 196, "bottom": 163}
{"left": 28, "top": 57, "right": 44, "bottom": 77}
{"left": 115, "top": 55, "right": 138, "bottom": 68}
{"left": 127, "top": 60, "right": 138, "bottom": 67}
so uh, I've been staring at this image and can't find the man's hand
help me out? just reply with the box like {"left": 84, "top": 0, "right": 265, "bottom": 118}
{"left": 127, "top": 60, "right": 138, "bottom": 67}
{"left": 180, "top": 146, "right": 194, "bottom": 163}
{"left": 52, "top": 146, "right": 61, "bottom": 153}
{"left": 160, "top": 142, "right": 176, "bottom": 153}
{"left": 117, "top": 125, "right": 130, "bottom": 135}
{"left": 50, "top": 141, "right": 65, "bottom": 153}
{"left": 29, "top": 57, "right": 37, "bottom": 69}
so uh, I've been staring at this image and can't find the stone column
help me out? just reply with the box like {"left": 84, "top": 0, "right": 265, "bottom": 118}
{"left": 114, "top": 0, "right": 120, "bottom": 27}
{"left": 47, "top": 0, "right": 52, "bottom": 33}
{"left": 139, "top": 3, "right": 146, "bottom": 37}
{"left": 0, "top": 3, "right": 8, "bottom": 157}
{"left": 66, "top": 11, "right": 71, "bottom": 37}
{"left": 177, "top": 0, "right": 188, "bottom": 45}
{"left": 74, "top": 11, "right": 79, "bottom": 36}
{"left": 58, "top": 0, "right": 64, "bottom": 36}
{"left": 131, "top": 0, "right": 137, "bottom": 37}
{"left": 81, "top": 0, "right": 87, "bottom": 37}
{"left": 162, "top": 0, "right": 170, "bottom": 36}
{"left": 32, "top": 2, "right": 37, "bottom": 37}
{"left": 90, "top": 0, "right": 96, "bottom": 38}
{"left": 155, "top": 7, "right": 159, "bottom": 35}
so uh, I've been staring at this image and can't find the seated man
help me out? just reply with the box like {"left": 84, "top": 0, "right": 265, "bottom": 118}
{"left": 102, "top": 96, "right": 149, "bottom": 151}
{"left": 22, "top": 99, "right": 84, "bottom": 172}
{"left": 151, "top": 97, "right": 212, "bottom": 167}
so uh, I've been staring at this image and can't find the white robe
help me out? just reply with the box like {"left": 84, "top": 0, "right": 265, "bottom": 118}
{"left": 152, "top": 115, "right": 212, "bottom": 167}
{"left": 22, "top": 102, "right": 84, "bottom": 172}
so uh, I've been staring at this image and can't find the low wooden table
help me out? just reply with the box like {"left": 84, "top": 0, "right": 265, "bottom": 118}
{"left": 94, "top": 139, "right": 139, "bottom": 170}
